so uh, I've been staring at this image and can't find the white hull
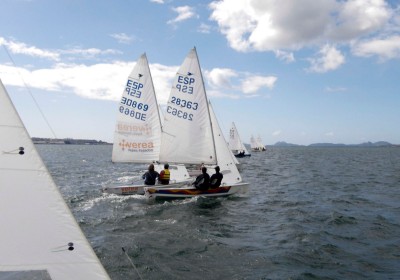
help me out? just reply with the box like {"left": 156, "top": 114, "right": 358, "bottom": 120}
{"left": 102, "top": 179, "right": 193, "bottom": 195}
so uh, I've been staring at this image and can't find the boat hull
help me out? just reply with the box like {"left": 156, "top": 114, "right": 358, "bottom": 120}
{"left": 144, "top": 182, "right": 249, "bottom": 200}
{"left": 102, "top": 179, "right": 193, "bottom": 195}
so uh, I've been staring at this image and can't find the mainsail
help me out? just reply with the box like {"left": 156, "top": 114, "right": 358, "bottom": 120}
{"left": 209, "top": 102, "right": 242, "bottom": 184}
{"left": 159, "top": 48, "right": 217, "bottom": 165}
{"left": 112, "top": 53, "right": 162, "bottom": 163}
{"left": 0, "top": 80, "right": 110, "bottom": 279}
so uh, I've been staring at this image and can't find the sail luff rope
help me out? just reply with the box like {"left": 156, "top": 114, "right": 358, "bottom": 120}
{"left": 2, "top": 45, "right": 57, "bottom": 138}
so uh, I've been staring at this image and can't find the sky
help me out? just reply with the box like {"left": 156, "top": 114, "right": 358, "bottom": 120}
{"left": 0, "top": 0, "right": 399, "bottom": 145}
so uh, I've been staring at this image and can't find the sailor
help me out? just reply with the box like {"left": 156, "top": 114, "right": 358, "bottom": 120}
{"left": 193, "top": 166, "right": 210, "bottom": 190}
{"left": 142, "top": 163, "right": 159, "bottom": 185}
{"left": 159, "top": 163, "right": 170, "bottom": 185}
{"left": 210, "top": 166, "right": 223, "bottom": 189}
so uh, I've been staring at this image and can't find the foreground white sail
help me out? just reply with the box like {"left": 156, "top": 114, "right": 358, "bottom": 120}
{"left": 0, "top": 80, "right": 110, "bottom": 279}
{"left": 159, "top": 47, "right": 217, "bottom": 165}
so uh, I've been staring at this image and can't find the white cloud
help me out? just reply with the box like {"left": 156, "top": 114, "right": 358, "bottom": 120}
{"left": 325, "top": 86, "right": 348, "bottom": 92}
{"left": 325, "top": 132, "right": 334, "bottom": 137}
{"left": 1, "top": 61, "right": 276, "bottom": 102}
{"left": 274, "top": 50, "right": 295, "bottom": 63}
{"left": 0, "top": 38, "right": 278, "bottom": 102}
{"left": 150, "top": 0, "right": 164, "bottom": 4}
{"left": 0, "top": 37, "right": 60, "bottom": 61}
{"left": 110, "top": 33, "right": 134, "bottom": 44}
{"left": 272, "top": 130, "right": 281, "bottom": 136}
{"left": 329, "top": 0, "right": 391, "bottom": 41}
{"left": 198, "top": 23, "right": 212, "bottom": 34}
{"left": 0, "top": 37, "right": 120, "bottom": 61}
{"left": 167, "top": 6, "right": 197, "bottom": 25}
{"left": 352, "top": 35, "right": 400, "bottom": 60}
{"left": 206, "top": 68, "right": 237, "bottom": 89}
{"left": 209, "top": 0, "right": 399, "bottom": 62}
{"left": 241, "top": 75, "right": 277, "bottom": 94}
{"left": 308, "top": 44, "right": 345, "bottom": 73}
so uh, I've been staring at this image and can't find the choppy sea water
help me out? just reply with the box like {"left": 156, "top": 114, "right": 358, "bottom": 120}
{"left": 36, "top": 145, "right": 400, "bottom": 280}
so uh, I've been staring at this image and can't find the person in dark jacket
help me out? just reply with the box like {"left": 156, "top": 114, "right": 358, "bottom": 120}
{"left": 193, "top": 166, "right": 210, "bottom": 190}
{"left": 210, "top": 166, "right": 223, "bottom": 188}
{"left": 142, "top": 163, "right": 159, "bottom": 185}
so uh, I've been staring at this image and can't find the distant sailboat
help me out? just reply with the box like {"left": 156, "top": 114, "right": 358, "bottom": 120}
{"left": 145, "top": 48, "right": 249, "bottom": 199}
{"left": 250, "top": 135, "right": 266, "bottom": 152}
{"left": 229, "top": 122, "right": 251, "bottom": 157}
{"left": 0, "top": 79, "right": 110, "bottom": 279}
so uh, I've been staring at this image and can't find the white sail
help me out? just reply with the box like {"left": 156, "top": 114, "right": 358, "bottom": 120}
{"left": 229, "top": 122, "right": 250, "bottom": 155}
{"left": 251, "top": 134, "right": 265, "bottom": 151}
{"left": 250, "top": 135, "right": 257, "bottom": 149}
{"left": 0, "top": 80, "right": 110, "bottom": 279}
{"left": 160, "top": 48, "right": 217, "bottom": 165}
{"left": 112, "top": 53, "right": 162, "bottom": 163}
{"left": 256, "top": 135, "right": 265, "bottom": 150}
{"left": 209, "top": 102, "right": 242, "bottom": 183}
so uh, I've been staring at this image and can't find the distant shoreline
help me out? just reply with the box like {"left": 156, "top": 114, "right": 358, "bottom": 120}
{"left": 32, "top": 138, "right": 398, "bottom": 147}
{"left": 32, "top": 137, "right": 112, "bottom": 145}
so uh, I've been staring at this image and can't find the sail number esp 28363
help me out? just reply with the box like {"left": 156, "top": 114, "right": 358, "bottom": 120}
{"left": 166, "top": 75, "right": 198, "bottom": 121}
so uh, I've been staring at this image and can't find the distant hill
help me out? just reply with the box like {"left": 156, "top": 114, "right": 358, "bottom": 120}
{"left": 272, "top": 141, "right": 302, "bottom": 147}
{"left": 270, "top": 141, "right": 395, "bottom": 147}
{"left": 309, "top": 141, "right": 393, "bottom": 147}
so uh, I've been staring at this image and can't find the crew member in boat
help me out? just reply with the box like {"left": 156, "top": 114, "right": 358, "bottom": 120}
{"left": 210, "top": 166, "right": 223, "bottom": 189}
{"left": 193, "top": 166, "right": 210, "bottom": 190}
{"left": 159, "top": 163, "right": 170, "bottom": 185}
{"left": 142, "top": 163, "right": 159, "bottom": 185}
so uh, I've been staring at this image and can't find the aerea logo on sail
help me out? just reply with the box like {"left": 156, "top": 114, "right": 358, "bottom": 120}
{"left": 118, "top": 139, "right": 154, "bottom": 152}
{"left": 116, "top": 122, "right": 152, "bottom": 136}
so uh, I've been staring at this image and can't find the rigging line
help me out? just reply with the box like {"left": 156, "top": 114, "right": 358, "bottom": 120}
{"left": 2, "top": 45, "right": 57, "bottom": 138}
{"left": 122, "top": 247, "right": 144, "bottom": 280}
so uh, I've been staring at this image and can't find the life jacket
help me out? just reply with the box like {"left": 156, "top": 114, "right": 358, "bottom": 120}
{"left": 159, "top": 169, "right": 170, "bottom": 184}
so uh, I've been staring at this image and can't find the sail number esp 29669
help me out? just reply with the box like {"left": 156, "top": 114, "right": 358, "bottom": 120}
{"left": 119, "top": 79, "right": 149, "bottom": 121}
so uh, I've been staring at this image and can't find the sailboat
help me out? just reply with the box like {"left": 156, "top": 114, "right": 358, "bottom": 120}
{"left": 250, "top": 135, "right": 266, "bottom": 152}
{"left": 229, "top": 122, "right": 251, "bottom": 157}
{"left": 0, "top": 79, "right": 110, "bottom": 279}
{"left": 102, "top": 53, "right": 191, "bottom": 195}
{"left": 144, "top": 48, "right": 249, "bottom": 199}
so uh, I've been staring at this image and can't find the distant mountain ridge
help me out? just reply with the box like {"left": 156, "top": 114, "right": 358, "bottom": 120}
{"left": 269, "top": 141, "right": 396, "bottom": 147}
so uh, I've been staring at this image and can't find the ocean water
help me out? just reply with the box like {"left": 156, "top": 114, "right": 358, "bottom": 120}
{"left": 36, "top": 145, "right": 400, "bottom": 280}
